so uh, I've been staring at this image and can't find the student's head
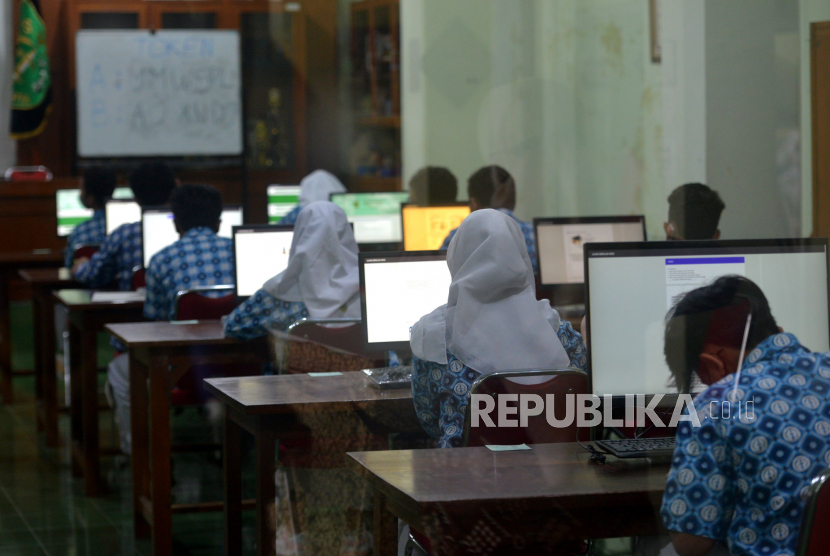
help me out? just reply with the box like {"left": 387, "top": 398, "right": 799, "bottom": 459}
{"left": 467, "top": 165, "right": 515, "bottom": 212}
{"left": 665, "top": 183, "right": 725, "bottom": 240}
{"left": 297, "top": 170, "right": 346, "bottom": 206}
{"left": 408, "top": 167, "right": 458, "bottom": 206}
{"left": 170, "top": 184, "right": 223, "bottom": 235}
{"left": 80, "top": 167, "right": 117, "bottom": 210}
{"left": 664, "top": 276, "right": 779, "bottom": 393}
{"left": 129, "top": 162, "right": 177, "bottom": 207}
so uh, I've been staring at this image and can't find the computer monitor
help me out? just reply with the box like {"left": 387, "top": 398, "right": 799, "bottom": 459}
{"left": 330, "top": 192, "right": 410, "bottom": 245}
{"left": 534, "top": 216, "right": 646, "bottom": 286}
{"left": 584, "top": 239, "right": 830, "bottom": 401}
{"left": 232, "top": 225, "right": 294, "bottom": 299}
{"left": 56, "top": 187, "right": 133, "bottom": 237}
{"left": 141, "top": 206, "right": 244, "bottom": 267}
{"left": 267, "top": 185, "right": 301, "bottom": 223}
{"left": 359, "top": 251, "right": 451, "bottom": 352}
{"left": 401, "top": 203, "right": 471, "bottom": 251}
{"left": 105, "top": 199, "right": 141, "bottom": 235}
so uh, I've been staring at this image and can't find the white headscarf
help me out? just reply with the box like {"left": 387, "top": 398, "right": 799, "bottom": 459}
{"left": 263, "top": 201, "right": 361, "bottom": 319}
{"left": 410, "top": 209, "right": 570, "bottom": 376}
{"left": 297, "top": 170, "right": 347, "bottom": 207}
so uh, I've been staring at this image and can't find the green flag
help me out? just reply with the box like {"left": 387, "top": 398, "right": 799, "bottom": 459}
{"left": 10, "top": 0, "right": 51, "bottom": 139}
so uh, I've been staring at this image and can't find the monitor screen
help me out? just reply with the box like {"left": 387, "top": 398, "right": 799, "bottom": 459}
{"left": 142, "top": 206, "right": 245, "bottom": 267}
{"left": 105, "top": 200, "right": 141, "bottom": 235}
{"left": 535, "top": 216, "right": 646, "bottom": 285}
{"left": 359, "top": 251, "right": 451, "bottom": 351}
{"left": 233, "top": 225, "right": 294, "bottom": 298}
{"left": 330, "top": 192, "right": 410, "bottom": 244}
{"left": 56, "top": 187, "right": 133, "bottom": 237}
{"left": 267, "top": 185, "right": 301, "bottom": 223}
{"left": 585, "top": 239, "right": 830, "bottom": 399}
{"left": 401, "top": 204, "right": 471, "bottom": 251}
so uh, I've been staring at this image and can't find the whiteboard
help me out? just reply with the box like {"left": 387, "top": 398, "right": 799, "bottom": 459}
{"left": 76, "top": 30, "right": 242, "bottom": 157}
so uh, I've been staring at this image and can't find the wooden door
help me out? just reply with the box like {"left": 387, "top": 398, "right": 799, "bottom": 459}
{"left": 812, "top": 22, "right": 830, "bottom": 238}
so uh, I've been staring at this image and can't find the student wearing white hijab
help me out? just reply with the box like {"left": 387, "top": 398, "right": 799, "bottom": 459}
{"left": 410, "top": 209, "right": 586, "bottom": 448}
{"left": 278, "top": 170, "right": 347, "bottom": 226}
{"left": 224, "top": 201, "right": 360, "bottom": 340}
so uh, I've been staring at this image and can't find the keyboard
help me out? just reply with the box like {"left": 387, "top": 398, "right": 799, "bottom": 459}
{"left": 362, "top": 366, "right": 413, "bottom": 390}
{"left": 594, "top": 437, "right": 677, "bottom": 459}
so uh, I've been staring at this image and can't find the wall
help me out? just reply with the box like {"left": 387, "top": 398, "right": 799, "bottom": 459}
{"left": 0, "top": 0, "right": 16, "bottom": 171}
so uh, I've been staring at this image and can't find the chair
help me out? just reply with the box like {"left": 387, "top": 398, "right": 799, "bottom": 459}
{"left": 72, "top": 243, "right": 100, "bottom": 261}
{"left": 131, "top": 266, "right": 145, "bottom": 289}
{"left": 276, "top": 318, "right": 384, "bottom": 375}
{"left": 796, "top": 468, "right": 830, "bottom": 556}
{"left": 5, "top": 165, "right": 52, "bottom": 181}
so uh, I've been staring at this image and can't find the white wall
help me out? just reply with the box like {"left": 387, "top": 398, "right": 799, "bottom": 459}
{"left": 0, "top": 0, "right": 17, "bottom": 170}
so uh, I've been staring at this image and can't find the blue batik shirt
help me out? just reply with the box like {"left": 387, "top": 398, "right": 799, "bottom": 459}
{"left": 441, "top": 209, "right": 537, "bottom": 273}
{"left": 74, "top": 221, "right": 143, "bottom": 291}
{"left": 278, "top": 205, "right": 302, "bottom": 226}
{"left": 223, "top": 288, "right": 309, "bottom": 341}
{"left": 661, "top": 332, "right": 830, "bottom": 556}
{"left": 412, "top": 320, "right": 586, "bottom": 448}
{"left": 64, "top": 210, "right": 106, "bottom": 268}
{"left": 144, "top": 227, "right": 235, "bottom": 321}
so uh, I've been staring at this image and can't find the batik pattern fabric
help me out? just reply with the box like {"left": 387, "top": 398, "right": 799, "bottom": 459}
{"left": 223, "top": 288, "right": 309, "bottom": 341}
{"left": 278, "top": 205, "right": 301, "bottom": 226}
{"left": 661, "top": 332, "right": 830, "bottom": 556}
{"left": 412, "top": 321, "right": 586, "bottom": 448}
{"left": 64, "top": 210, "right": 106, "bottom": 267}
{"left": 143, "top": 227, "right": 235, "bottom": 321}
{"left": 440, "top": 209, "right": 538, "bottom": 273}
{"left": 74, "top": 221, "right": 142, "bottom": 291}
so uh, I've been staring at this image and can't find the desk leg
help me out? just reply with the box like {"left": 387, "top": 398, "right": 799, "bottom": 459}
{"left": 81, "top": 321, "right": 101, "bottom": 497}
{"left": 224, "top": 413, "right": 242, "bottom": 556}
{"left": 149, "top": 357, "right": 172, "bottom": 556}
{"left": 373, "top": 491, "right": 398, "bottom": 556}
{"left": 0, "top": 272, "right": 12, "bottom": 403}
{"left": 255, "top": 427, "right": 276, "bottom": 556}
{"left": 36, "top": 289, "right": 58, "bottom": 446}
{"left": 69, "top": 321, "right": 83, "bottom": 478}
{"left": 130, "top": 353, "right": 150, "bottom": 539}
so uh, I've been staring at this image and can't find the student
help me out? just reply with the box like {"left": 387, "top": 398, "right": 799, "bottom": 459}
{"left": 64, "top": 166, "right": 116, "bottom": 267}
{"left": 407, "top": 166, "right": 458, "bottom": 206}
{"left": 410, "top": 209, "right": 586, "bottom": 448}
{"left": 224, "top": 201, "right": 360, "bottom": 340}
{"left": 440, "top": 165, "right": 538, "bottom": 272}
{"left": 661, "top": 275, "right": 827, "bottom": 556}
{"left": 73, "top": 162, "right": 176, "bottom": 290}
{"left": 664, "top": 183, "right": 726, "bottom": 240}
{"left": 278, "top": 170, "right": 346, "bottom": 225}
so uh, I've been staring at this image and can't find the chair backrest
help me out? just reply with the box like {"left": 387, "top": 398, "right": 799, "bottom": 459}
{"left": 5, "top": 166, "right": 52, "bottom": 181}
{"left": 131, "top": 266, "right": 145, "bottom": 289}
{"left": 173, "top": 285, "right": 237, "bottom": 321}
{"left": 276, "top": 318, "right": 384, "bottom": 374}
{"left": 72, "top": 243, "right": 100, "bottom": 261}
{"left": 796, "top": 468, "right": 830, "bottom": 556}
{"left": 461, "top": 368, "right": 589, "bottom": 447}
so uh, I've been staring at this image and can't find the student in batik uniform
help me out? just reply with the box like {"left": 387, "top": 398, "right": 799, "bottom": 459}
{"left": 277, "top": 170, "right": 346, "bottom": 225}
{"left": 64, "top": 167, "right": 116, "bottom": 267}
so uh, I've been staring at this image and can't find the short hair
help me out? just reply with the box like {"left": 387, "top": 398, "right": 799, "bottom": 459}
{"left": 664, "top": 276, "right": 778, "bottom": 393}
{"left": 82, "top": 167, "right": 117, "bottom": 206}
{"left": 129, "top": 162, "right": 176, "bottom": 207}
{"left": 467, "top": 165, "right": 514, "bottom": 209}
{"left": 667, "top": 183, "right": 725, "bottom": 240}
{"left": 408, "top": 167, "right": 458, "bottom": 206}
{"left": 170, "top": 184, "right": 223, "bottom": 233}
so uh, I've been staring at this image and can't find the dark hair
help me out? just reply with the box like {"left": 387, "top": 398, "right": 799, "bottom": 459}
{"left": 82, "top": 167, "right": 117, "bottom": 206}
{"left": 664, "top": 275, "right": 778, "bottom": 393}
{"left": 170, "top": 184, "right": 223, "bottom": 233}
{"left": 408, "top": 167, "right": 458, "bottom": 206}
{"left": 129, "top": 162, "right": 176, "bottom": 207}
{"left": 468, "top": 165, "right": 514, "bottom": 209}
{"left": 667, "top": 183, "right": 725, "bottom": 240}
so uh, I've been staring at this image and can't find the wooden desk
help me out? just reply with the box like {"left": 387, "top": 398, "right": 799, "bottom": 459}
{"left": 205, "top": 372, "right": 419, "bottom": 556}
{"left": 106, "top": 321, "right": 269, "bottom": 556}
{"left": 347, "top": 443, "right": 670, "bottom": 556}
{"left": 19, "top": 268, "right": 78, "bottom": 446}
{"left": 54, "top": 289, "right": 144, "bottom": 496}
{"left": 0, "top": 250, "right": 65, "bottom": 403}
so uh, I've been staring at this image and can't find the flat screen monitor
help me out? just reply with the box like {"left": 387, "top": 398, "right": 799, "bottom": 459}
{"left": 330, "top": 192, "right": 410, "bottom": 245}
{"left": 534, "top": 216, "right": 646, "bottom": 286}
{"left": 585, "top": 239, "right": 830, "bottom": 401}
{"left": 141, "top": 206, "right": 244, "bottom": 267}
{"left": 56, "top": 187, "right": 132, "bottom": 237}
{"left": 105, "top": 199, "right": 141, "bottom": 235}
{"left": 401, "top": 204, "right": 471, "bottom": 251}
{"left": 232, "top": 225, "right": 294, "bottom": 299}
{"left": 359, "top": 251, "right": 451, "bottom": 352}
{"left": 267, "top": 185, "right": 301, "bottom": 223}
